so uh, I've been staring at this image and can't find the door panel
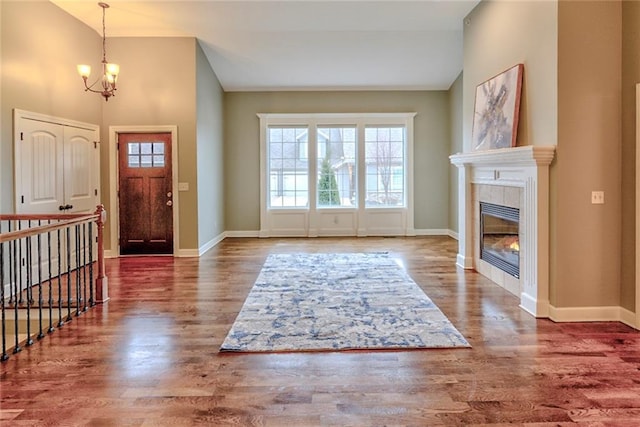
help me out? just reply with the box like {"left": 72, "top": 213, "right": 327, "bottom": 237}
{"left": 17, "top": 119, "right": 64, "bottom": 214}
{"left": 64, "top": 127, "right": 99, "bottom": 213}
{"left": 118, "top": 133, "right": 173, "bottom": 255}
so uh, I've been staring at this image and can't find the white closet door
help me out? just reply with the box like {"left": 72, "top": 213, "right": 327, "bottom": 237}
{"left": 64, "top": 127, "right": 99, "bottom": 214}
{"left": 16, "top": 118, "right": 64, "bottom": 214}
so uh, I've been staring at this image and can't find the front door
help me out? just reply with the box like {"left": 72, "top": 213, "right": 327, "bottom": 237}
{"left": 118, "top": 132, "right": 173, "bottom": 255}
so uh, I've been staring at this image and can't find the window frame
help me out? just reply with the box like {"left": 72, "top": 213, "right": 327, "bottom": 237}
{"left": 258, "top": 112, "right": 416, "bottom": 237}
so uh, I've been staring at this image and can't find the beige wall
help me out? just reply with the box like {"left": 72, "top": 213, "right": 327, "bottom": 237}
{"left": 196, "top": 42, "right": 225, "bottom": 245}
{"left": 0, "top": 1, "right": 102, "bottom": 212}
{"left": 621, "top": 1, "right": 640, "bottom": 311}
{"left": 101, "top": 37, "right": 198, "bottom": 251}
{"left": 556, "top": 0, "right": 621, "bottom": 308}
{"left": 463, "top": 1, "right": 558, "bottom": 152}
{"left": 224, "top": 91, "right": 451, "bottom": 232}
{"left": 448, "top": 72, "right": 463, "bottom": 233}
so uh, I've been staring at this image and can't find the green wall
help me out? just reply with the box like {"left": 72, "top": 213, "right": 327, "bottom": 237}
{"left": 223, "top": 91, "right": 451, "bottom": 232}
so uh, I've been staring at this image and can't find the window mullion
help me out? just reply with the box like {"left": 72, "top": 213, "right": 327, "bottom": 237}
{"left": 308, "top": 124, "right": 317, "bottom": 211}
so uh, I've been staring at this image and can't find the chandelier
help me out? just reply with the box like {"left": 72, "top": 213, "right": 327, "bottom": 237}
{"left": 77, "top": 2, "right": 120, "bottom": 101}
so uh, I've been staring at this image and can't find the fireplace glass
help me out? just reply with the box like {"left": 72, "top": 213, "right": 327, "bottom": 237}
{"left": 480, "top": 202, "right": 519, "bottom": 278}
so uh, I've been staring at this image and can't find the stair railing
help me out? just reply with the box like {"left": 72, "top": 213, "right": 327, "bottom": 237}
{"left": 0, "top": 205, "right": 107, "bottom": 361}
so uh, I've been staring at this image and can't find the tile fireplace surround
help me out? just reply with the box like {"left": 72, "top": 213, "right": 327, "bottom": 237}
{"left": 450, "top": 146, "right": 555, "bottom": 318}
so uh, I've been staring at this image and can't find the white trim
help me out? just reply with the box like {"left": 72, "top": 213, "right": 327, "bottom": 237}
{"left": 413, "top": 228, "right": 456, "bottom": 237}
{"left": 226, "top": 230, "right": 261, "bottom": 238}
{"left": 104, "top": 249, "right": 118, "bottom": 259}
{"left": 14, "top": 109, "right": 99, "bottom": 131}
{"left": 636, "top": 84, "right": 640, "bottom": 330}
{"left": 176, "top": 249, "right": 199, "bottom": 258}
{"left": 549, "top": 305, "right": 637, "bottom": 326}
{"left": 108, "top": 125, "right": 179, "bottom": 257}
{"left": 198, "top": 232, "right": 225, "bottom": 256}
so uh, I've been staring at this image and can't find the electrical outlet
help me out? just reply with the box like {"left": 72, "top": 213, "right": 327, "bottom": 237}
{"left": 591, "top": 191, "right": 604, "bottom": 204}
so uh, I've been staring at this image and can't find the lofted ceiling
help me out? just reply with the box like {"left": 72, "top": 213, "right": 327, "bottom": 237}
{"left": 51, "top": 0, "right": 480, "bottom": 92}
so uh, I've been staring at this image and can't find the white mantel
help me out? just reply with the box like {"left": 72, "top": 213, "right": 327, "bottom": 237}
{"left": 450, "top": 146, "right": 555, "bottom": 318}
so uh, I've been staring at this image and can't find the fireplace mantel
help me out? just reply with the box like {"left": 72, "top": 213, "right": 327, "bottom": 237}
{"left": 450, "top": 145, "right": 555, "bottom": 317}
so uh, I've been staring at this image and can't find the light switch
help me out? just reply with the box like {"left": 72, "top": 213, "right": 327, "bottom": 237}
{"left": 178, "top": 182, "right": 189, "bottom": 192}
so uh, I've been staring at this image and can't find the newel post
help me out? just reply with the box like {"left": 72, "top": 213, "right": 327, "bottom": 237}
{"left": 95, "top": 204, "right": 109, "bottom": 303}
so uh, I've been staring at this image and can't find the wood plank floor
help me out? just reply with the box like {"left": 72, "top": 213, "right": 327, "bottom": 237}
{"left": 2, "top": 236, "right": 640, "bottom": 426}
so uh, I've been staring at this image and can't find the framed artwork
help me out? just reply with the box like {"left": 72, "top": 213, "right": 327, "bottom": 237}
{"left": 472, "top": 64, "right": 524, "bottom": 151}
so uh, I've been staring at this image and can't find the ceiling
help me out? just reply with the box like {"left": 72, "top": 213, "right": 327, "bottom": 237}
{"left": 51, "top": 0, "right": 480, "bottom": 92}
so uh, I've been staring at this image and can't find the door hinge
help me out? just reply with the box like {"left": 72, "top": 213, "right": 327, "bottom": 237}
{"left": 94, "top": 141, "right": 98, "bottom": 149}
{"left": 21, "top": 195, "right": 24, "bottom": 204}
{"left": 95, "top": 189, "right": 98, "bottom": 196}
{"left": 20, "top": 132, "right": 24, "bottom": 141}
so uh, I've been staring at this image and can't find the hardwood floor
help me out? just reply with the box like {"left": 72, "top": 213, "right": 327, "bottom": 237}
{"left": 2, "top": 236, "right": 640, "bottom": 426}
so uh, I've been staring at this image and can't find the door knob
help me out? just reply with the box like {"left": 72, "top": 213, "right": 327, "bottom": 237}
{"left": 167, "top": 192, "right": 172, "bottom": 198}
{"left": 166, "top": 200, "right": 173, "bottom": 207}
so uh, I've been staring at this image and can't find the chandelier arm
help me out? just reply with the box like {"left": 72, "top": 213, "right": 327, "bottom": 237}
{"left": 78, "top": 2, "right": 118, "bottom": 101}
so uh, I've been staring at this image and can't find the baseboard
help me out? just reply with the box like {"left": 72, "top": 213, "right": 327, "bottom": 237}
{"left": 225, "top": 230, "right": 261, "bottom": 238}
{"left": 549, "top": 305, "right": 638, "bottom": 328}
{"left": 198, "top": 232, "right": 226, "bottom": 256}
{"left": 176, "top": 249, "right": 200, "bottom": 258}
{"left": 456, "top": 254, "right": 473, "bottom": 269}
{"left": 413, "top": 229, "right": 457, "bottom": 238}
{"left": 619, "top": 307, "right": 638, "bottom": 329}
{"left": 105, "top": 249, "right": 118, "bottom": 259}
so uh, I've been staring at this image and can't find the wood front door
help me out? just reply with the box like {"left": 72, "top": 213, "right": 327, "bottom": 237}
{"left": 118, "top": 132, "right": 173, "bottom": 255}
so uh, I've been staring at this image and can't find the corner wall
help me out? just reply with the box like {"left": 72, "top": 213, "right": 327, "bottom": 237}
{"left": 621, "top": 1, "right": 640, "bottom": 312}
{"left": 448, "top": 72, "right": 463, "bottom": 234}
{"left": 196, "top": 42, "right": 225, "bottom": 250}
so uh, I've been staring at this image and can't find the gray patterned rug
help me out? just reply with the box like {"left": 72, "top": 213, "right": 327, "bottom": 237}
{"left": 220, "top": 252, "right": 470, "bottom": 352}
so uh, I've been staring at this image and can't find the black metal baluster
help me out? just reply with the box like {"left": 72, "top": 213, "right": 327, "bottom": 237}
{"left": 36, "top": 221, "right": 44, "bottom": 340}
{"left": 47, "top": 222, "right": 54, "bottom": 334}
{"left": 17, "top": 221, "right": 23, "bottom": 305}
{"left": 11, "top": 223, "right": 20, "bottom": 354}
{"left": 66, "top": 227, "right": 72, "bottom": 323}
{"left": 75, "top": 225, "right": 81, "bottom": 317}
{"left": 25, "top": 234, "right": 33, "bottom": 347}
{"left": 88, "top": 222, "right": 95, "bottom": 307}
{"left": 82, "top": 223, "right": 87, "bottom": 312}
{"left": 57, "top": 227, "right": 64, "bottom": 327}
{"left": 7, "top": 220, "right": 13, "bottom": 306}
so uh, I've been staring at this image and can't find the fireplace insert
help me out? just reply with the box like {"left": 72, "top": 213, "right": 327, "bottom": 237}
{"left": 480, "top": 202, "right": 519, "bottom": 278}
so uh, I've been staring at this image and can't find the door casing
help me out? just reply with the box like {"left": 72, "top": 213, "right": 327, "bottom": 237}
{"left": 108, "top": 125, "right": 179, "bottom": 258}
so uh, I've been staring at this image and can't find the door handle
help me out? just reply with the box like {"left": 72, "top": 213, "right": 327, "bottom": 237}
{"left": 65, "top": 204, "right": 73, "bottom": 210}
{"left": 166, "top": 200, "right": 173, "bottom": 207}
{"left": 59, "top": 205, "right": 66, "bottom": 211}
{"left": 59, "top": 204, "right": 73, "bottom": 211}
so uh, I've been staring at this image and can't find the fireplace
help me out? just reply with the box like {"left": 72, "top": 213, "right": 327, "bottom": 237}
{"left": 480, "top": 202, "right": 520, "bottom": 278}
{"left": 450, "top": 145, "right": 555, "bottom": 317}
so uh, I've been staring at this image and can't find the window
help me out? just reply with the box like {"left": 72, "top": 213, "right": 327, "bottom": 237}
{"left": 127, "top": 142, "right": 165, "bottom": 168}
{"left": 268, "top": 126, "right": 309, "bottom": 207}
{"left": 317, "top": 126, "right": 356, "bottom": 208}
{"left": 364, "top": 126, "right": 405, "bottom": 207}
{"left": 259, "top": 113, "right": 415, "bottom": 237}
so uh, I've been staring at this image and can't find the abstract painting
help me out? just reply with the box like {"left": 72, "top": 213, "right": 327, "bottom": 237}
{"left": 472, "top": 64, "right": 524, "bottom": 151}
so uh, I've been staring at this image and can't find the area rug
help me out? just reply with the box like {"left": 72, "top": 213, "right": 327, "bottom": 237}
{"left": 220, "top": 252, "right": 470, "bottom": 352}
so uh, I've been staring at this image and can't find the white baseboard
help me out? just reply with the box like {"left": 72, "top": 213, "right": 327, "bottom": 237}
{"left": 549, "top": 304, "right": 638, "bottom": 329}
{"left": 456, "top": 254, "right": 473, "bottom": 269}
{"left": 413, "top": 229, "right": 458, "bottom": 238}
{"left": 225, "top": 230, "right": 260, "bottom": 238}
{"left": 198, "top": 232, "right": 226, "bottom": 256}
